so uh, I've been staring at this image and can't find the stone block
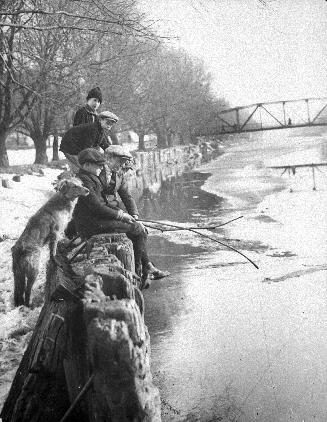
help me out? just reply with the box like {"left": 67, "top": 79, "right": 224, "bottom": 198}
{"left": 2, "top": 179, "right": 13, "bottom": 188}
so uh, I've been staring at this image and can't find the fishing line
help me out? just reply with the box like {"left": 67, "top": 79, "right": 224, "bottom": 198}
{"left": 143, "top": 215, "right": 243, "bottom": 232}
{"left": 139, "top": 218, "right": 259, "bottom": 269}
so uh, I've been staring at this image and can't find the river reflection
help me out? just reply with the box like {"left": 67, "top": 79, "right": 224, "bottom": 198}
{"left": 142, "top": 131, "right": 327, "bottom": 422}
{"left": 138, "top": 171, "right": 226, "bottom": 224}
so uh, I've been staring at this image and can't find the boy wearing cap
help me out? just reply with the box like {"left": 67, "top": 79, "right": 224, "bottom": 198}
{"left": 73, "top": 88, "right": 120, "bottom": 146}
{"left": 73, "top": 147, "right": 169, "bottom": 286}
{"left": 73, "top": 87, "right": 102, "bottom": 126}
{"left": 100, "top": 146, "right": 137, "bottom": 217}
{"left": 60, "top": 111, "right": 119, "bottom": 173}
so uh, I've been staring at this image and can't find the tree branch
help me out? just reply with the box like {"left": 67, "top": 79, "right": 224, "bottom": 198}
{"left": 0, "top": 22, "right": 126, "bottom": 35}
{"left": 0, "top": 53, "right": 40, "bottom": 95}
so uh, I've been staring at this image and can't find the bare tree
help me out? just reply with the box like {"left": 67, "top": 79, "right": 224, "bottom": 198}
{"left": 117, "top": 47, "right": 227, "bottom": 149}
{"left": 0, "top": 0, "right": 161, "bottom": 166}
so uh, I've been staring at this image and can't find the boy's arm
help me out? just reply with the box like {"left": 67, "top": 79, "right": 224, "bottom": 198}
{"left": 117, "top": 174, "right": 139, "bottom": 216}
{"left": 73, "top": 108, "right": 88, "bottom": 126}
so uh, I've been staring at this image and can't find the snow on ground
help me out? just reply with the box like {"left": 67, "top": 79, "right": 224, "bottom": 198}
{"left": 7, "top": 147, "right": 65, "bottom": 166}
{"left": 0, "top": 167, "right": 60, "bottom": 311}
{"left": 0, "top": 168, "right": 61, "bottom": 406}
{"left": 226, "top": 149, "right": 327, "bottom": 269}
{"left": 223, "top": 173, "right": 327, "bottom": 289}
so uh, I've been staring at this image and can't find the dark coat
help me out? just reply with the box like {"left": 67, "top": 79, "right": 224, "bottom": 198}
{"left": 73, "top": 169, "right": 138, "bottom": 236}
{"left": 73, "top": 104, "right": 97, "bottom": 126}
{"left": 60, "top": 121, "right": 110, "bottom": 155}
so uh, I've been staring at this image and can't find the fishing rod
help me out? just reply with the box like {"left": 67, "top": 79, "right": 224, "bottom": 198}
{"left": 139, "top": 218, "right": 259, "bottom": 269}
{"left": 142, "top": 215, "right": 243, "bottom": 232}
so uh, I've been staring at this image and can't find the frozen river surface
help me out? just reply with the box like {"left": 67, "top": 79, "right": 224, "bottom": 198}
{"left": 144, "top": 130, "right": 327, "bottom": 421}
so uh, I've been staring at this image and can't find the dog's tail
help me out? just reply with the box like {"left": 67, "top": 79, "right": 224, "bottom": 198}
{"left": 12, "top": 245, "right": 40, "bottom": 307}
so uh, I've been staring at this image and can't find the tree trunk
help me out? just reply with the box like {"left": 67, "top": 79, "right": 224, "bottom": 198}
{"left": 138, "top": 131, "right": 146, "bottom": 151}
{"left": 34, "top": 137, "right": 48, "bottom": 164}
{"left": 0, "top": 131, "right": 9, "bottom": 167}
{"left": 167, "top": 130, "right": 173, "bottom": 147}
{"left": 156, "top": 132, "right": 168, "bottom": 149}
{"left": 179, "top": 133, "right": 186, "bottom": 145}
{"left": 190, "top": 131, "right": 198, "bottom": 144}
{"left": 153, "top": 123, "right": 168, "bottom": 149}
{"left": 52, "top": 129, "right": 59, "bottom": 161}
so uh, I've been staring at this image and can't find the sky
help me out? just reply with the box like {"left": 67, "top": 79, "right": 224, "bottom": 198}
{"left": 138, "top": 0, "right": 327, "bottom": 107}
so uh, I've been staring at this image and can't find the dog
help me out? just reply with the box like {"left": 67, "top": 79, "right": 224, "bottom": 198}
{"left": 12, "top": 178, "right": 89, "bottom": 307}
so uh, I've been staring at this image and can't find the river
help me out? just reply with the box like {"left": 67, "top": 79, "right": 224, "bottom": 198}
{"left": 143, "top": 129, "right": 327, "bottom": 421}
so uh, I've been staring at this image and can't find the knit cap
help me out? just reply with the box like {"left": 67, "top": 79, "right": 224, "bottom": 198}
{"left": 86, "top": 87, "right": 102, "bottom": 104}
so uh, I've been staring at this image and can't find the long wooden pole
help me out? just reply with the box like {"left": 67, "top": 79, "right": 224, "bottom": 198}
{"left": 141, "top": 216, "right": 243, "bottom": 232}
{"left": 140, "top": 219, "right": 259, "bottom": 269}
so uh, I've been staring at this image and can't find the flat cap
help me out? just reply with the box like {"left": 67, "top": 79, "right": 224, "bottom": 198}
{"left": 78, "top": 148, "right": 106, "bottom": 165}
{"left": 98, "top": 110, "right": 119, "bottom": 123}
{"left": 105, "top": 145, "right": 132, "bottom": 160}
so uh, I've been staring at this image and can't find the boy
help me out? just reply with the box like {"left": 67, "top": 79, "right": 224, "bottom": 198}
{"left": 73, "top": 86, "right": 102, "bottom": 126}
{"left": 73, "top": 147, "right": 169, "bottom": 286}
{"left": 60, "top": 111, "right": 118, "bottom": 173}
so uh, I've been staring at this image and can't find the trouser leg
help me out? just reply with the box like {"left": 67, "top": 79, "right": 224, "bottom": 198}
{"left": 77, "top": 219, "right": 149, "bottom": 273}
{"left": 126, "top": 232, "right": 149, "bottom": 269}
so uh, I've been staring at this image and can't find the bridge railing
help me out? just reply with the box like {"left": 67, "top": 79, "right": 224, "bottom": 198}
{"left": 201, "top": 97, "right": 327, "bottom": 135}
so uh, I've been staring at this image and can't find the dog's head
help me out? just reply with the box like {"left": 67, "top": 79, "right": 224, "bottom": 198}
{"left": 57, "top": 178, "right": 89, "bottom": 200}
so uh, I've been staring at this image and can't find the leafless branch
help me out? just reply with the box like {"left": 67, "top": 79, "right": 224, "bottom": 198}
{"left": 0, "top": 53, "right": 40, "bottom": 95}
{"left": 0, "top": 22, "right": 124, "bottom": 34}
{"left": 0, "top": 7, "right": 169, "bottom": 39}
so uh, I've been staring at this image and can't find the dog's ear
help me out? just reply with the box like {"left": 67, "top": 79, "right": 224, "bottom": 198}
{"left": 57, "top": 179, "right": 70, "bottom": 195}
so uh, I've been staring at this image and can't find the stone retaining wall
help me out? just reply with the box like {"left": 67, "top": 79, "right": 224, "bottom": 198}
{"left": 1, "top": 234, "right": 161, "bottom": 422}
{"left": 128, "top": 145, "right": 204, "bottom": 200}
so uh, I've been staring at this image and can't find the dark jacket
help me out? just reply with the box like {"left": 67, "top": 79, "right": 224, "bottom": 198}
{"left": 73, "top": 169, "right": 138, "bottom": 233}
{"left": 60, "top": 121, "right": 110, "bottom": 155}
{"left": 73, "top": 105, "right": 97, "bottom": 126}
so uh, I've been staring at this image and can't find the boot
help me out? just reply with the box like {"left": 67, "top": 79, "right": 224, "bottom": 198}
{"left": 146, "top": 262, "right": 170, "bottom": 280}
